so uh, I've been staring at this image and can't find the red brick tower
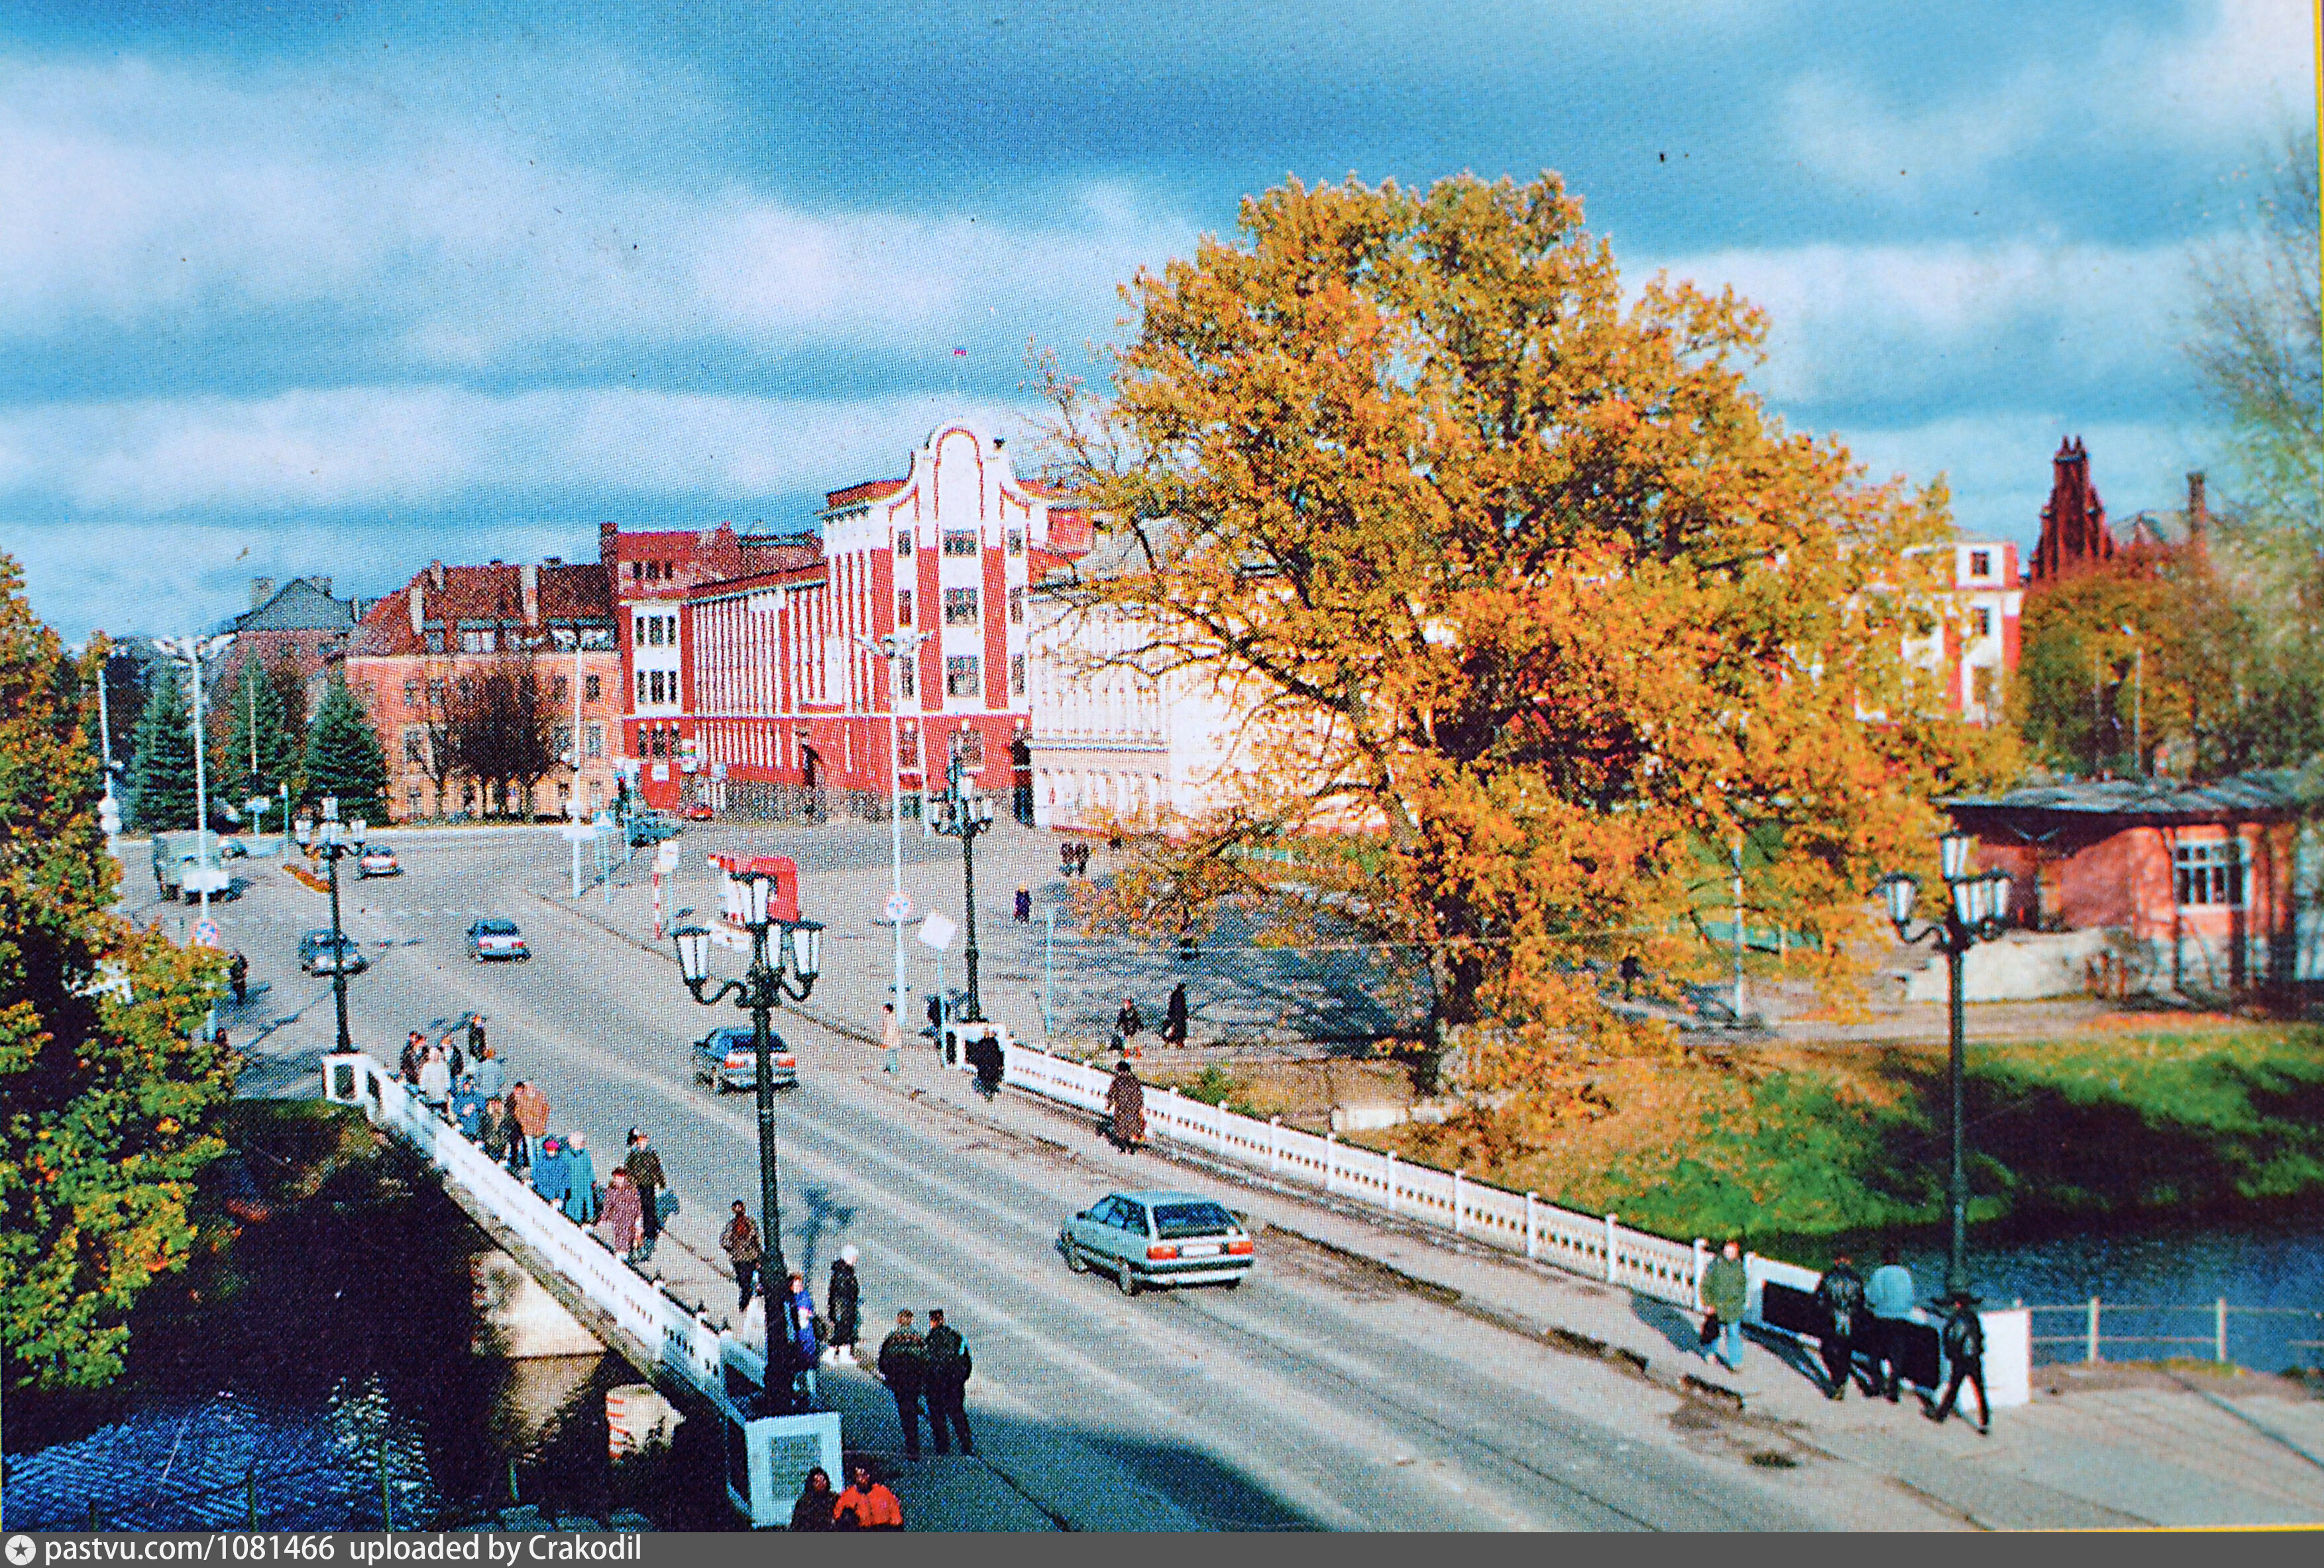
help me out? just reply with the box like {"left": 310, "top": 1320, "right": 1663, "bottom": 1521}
{"left": 2030, "top": 436, "right": 2115, "bottom": 584}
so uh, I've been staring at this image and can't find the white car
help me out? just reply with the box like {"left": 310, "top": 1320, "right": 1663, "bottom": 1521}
{"left": 467, "top": 919, "right": 529, "bottom": 962}
{"left": 358, "top": 845, "right": 400, "bottom": 877}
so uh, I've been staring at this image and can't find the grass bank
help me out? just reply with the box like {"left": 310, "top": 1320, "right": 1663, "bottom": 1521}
{"left": 1345, "top": 1020, "right": 2324, "bottom": 1253}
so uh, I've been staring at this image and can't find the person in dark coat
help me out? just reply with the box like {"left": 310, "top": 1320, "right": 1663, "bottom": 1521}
{"left": 1115, "top": 996, "right": 1142, "bottom": 1044}
{"left": 1105, "top": 1060, "right": 1146, "bottom": 1153}
{"left": 1812, "top": 1254, "right": 1868, "bottom": 1403}
{"left": 788, "top": 1467, "right": 838, "bottom": 1532}
{"left": 1700, "top": 1237, "right": 1749, "bottom": 1372}
{"left": 466, "top": 1013, "right": 487, "bottom": 1061}
{"left": 966, "top": 1031, "right": 1004, "bottom": 1099}
{"left": 1163, "top": 983, "right": 1188, "bottom": 1047}
{"left": 877, "top": 1310, "right": 928, "bottom": 1459}
{"left": 1813, "top": 1253, "right": 1869, "bottom": 1400}
{"left": 826, "top": 1245, "right": 861, "bottom": 1365}
{"left": 722, "top": 1200, "right": 765, "bottom": 1312}
{"left": 1014, "top": 884, "right": 1032, "bottom": 922}
{"left": 922, "top": 1308, "right": 975, "bottom": 1456}
{"left": 1928, "top": 1294, "right": 1990, "bottom": 1433}
{"left": 228, "top": 951, "right": 248, "bottom": 1005}
{"left": 400, "top": 1031, "right": 425, "bottom": 1085}
{"left": 625, "top": 1130, "right": 667, "bottom": 1247}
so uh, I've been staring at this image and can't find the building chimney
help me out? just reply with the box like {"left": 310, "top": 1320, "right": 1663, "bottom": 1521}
{"left": 2187, "top": 471, "right": 2209, "bottom": 545}
{"left": 429, "top": 559, "right": 445, "bottom": 591}
{"left": 520, "top": 562, "right": 540, "bottom": 625}
{"left": 309, "top": 576, "right": 331, "bottom": 598}
{"left": 249, "top": 576, "right": 275, "bottom": 609}
{"left": 408, "top": 583, "right": 425, "bottom": 638}
{"left": 543, "top": 556, "right": 563, "bottom": 567}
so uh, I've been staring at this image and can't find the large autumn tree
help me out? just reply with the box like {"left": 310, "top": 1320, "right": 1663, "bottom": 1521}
{"left": 0, "top": 554, "right": 238, "bottom": 1390}
{"left": 1039, "top": 172, "right": 2009, "bottom": 1101}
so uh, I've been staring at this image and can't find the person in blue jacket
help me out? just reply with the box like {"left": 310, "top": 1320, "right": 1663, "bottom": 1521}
{"left": 561, "top": 1131, "right": 598, "bottom": 1224}
{"left": 782, "top": 1270, "right": 820, "bottom": 1402}
{"left": 1864, "top": 1243, "right": 1918, "bottom": 1402}
{"left": 530, "top": 1134, "right": 571, "bottom": 1211}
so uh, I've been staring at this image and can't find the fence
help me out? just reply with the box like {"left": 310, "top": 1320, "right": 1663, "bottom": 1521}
{"left": 2029, "top": 1299, "right": 2324, "bottom": 1369}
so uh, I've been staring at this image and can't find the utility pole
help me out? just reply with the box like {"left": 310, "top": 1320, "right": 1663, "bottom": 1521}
{"left": 154, "top": 633, "right": 234, "bottom": 922}
{"left": 858, "top": 628, "right": 930, "bottom": 1045}
{"left": 1732, "top": 836, "right": 1747, "bottom": 1025}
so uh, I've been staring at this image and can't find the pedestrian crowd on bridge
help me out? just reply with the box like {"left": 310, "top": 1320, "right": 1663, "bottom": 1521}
{"left": 1702, "top": 1237, "right": 1991, "bottom": 1434}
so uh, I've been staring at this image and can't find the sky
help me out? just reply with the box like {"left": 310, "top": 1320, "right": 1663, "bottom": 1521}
{"left": 2, "top": 0, "right": 2317, "bottom": 641}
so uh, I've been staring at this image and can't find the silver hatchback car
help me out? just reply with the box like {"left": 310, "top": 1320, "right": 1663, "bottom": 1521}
{"left": 1060, "top": 1190, "right": 1254, "bottom": 1296}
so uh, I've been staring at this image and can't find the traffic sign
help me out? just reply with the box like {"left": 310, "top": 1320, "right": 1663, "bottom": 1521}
{"left": 883, "top": 891, "right": 913, "bottom": 923}
{"left": 916, "top": 912, "right": 956, "bottom": 952}
{"left": 192, "top": 918, "right": 220, "bottom": 948}
{"left": 182, "top": 866, "right": 231, "bottom": 893}
{"left": 655, "top": 842, "right": 682, "bottom": 873}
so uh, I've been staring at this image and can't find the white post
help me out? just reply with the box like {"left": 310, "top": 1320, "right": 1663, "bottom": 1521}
{"left": 1325, "top": 1132, "right": 1337, "bottom": 1194}
{"left": 1383, "top": 1148, "right": 1396, "bottom": 1212}
{"left": 1692, "top": 1239, "right": 1708, "bottom": 1310}
{"left": 1524, "top": 1192, "right": 1538, "bottom": 1260}
{"left": 1269, "top": 1115, "right": 1281, "bottom": 1175}
{"left": 2087, "top": 1296, "right": 2101, "bottom": 1364}
{"left": 1604, "top": 1213, "right": 1620, "bottom": 1284}
{"left": 1452, "top": 1168, "right": 1465, "bottom": 1235}
{"left": 191, "top": 644, "right": 210, "bottom": 921}
{"left": 2216, "top": 1297, "right": 2229, "bottom": 1363}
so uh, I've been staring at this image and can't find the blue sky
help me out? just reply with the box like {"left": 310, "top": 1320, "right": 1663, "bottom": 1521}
{"left": 3, "top": 1, "right": 2316, "bottom": 639}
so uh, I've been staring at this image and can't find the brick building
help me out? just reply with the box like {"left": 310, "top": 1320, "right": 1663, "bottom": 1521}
{"left": 215, "top": 575, "right": 366, "bottom": 721}
{"left": 345, "top": 557, "right": 624, "bottom": 823}
{"left": 1903, "top": 539, "right": 2024, "bottom": 725}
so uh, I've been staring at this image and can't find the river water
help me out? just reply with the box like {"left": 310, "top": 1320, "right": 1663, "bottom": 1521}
{"left": 1, "top": 1174, "right": 731, "bottom": 1533}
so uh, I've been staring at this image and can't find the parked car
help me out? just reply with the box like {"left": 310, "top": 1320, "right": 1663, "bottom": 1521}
{"left": 624, "top": 812, "right": 681, "bottom": 846}
{"left": 1059, "top": 1190, "right": 1254, "bottom": 1296}
{"left": 692, "top": 1026, "right": 797, "bottom": 1093}
{"left": 466, "top": 919, "right": 529, "bottom": 962}
{"left": 150, "top": 832, "right": 239, "bottom": 902}
{"left": 298, "top": 928, "right": 368, "bottom": 976}
{"left": 358, "top": 844, "right": 401, "bottom": 877}
{"left": 682, "top": 803, "right": 715, "bottom": 822}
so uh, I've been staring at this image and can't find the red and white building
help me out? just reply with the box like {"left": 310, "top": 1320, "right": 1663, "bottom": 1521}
{"left": 1905, "top": 538, "right": 2024, "bottom": 726}
{"left": 613, "top": 421, "right": 1054, "bottom": 818}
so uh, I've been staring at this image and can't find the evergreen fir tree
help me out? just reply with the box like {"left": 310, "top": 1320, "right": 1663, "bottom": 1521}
{"left": 127, "top": 661, "right": 199, "bottom": 833}
{"left": 213, "top": 657, "right": 296, "bottom": 808}
{"left": 303, "top": 673, "right": 387, "bottom": 822}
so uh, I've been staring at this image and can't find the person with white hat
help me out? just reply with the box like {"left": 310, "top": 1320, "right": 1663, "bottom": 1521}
{"left": 826, "top": 1244, "right": 862, "bottom": 1365}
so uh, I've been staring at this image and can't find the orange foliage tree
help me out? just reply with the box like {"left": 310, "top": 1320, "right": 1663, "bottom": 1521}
{"left": 1037, "top": 172, "right": 2010, "bottom": 1103}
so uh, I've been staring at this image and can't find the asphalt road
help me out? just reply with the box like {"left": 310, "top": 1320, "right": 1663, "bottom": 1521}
{"left": 149, "top": 827, "right": 1942, "bottom": 1532}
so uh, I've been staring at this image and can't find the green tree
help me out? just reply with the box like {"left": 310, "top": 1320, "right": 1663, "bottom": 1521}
{"left": 1039, "top": 172, "right": 2010, "bottom": 1110}
{"left": 0, "top": 552, "right": 237, "bottom": 1391}
{"left": 211, "top": 657, "right": 296, "bottom": 811}
{"left": 126, "top": 661, "right": 198, "bottom": 834}
{"left": 302, "top": 673, "right": 386, "bottom": 822}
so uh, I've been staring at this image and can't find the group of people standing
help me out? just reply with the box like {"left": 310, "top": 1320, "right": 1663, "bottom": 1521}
{"left": 1111, "top": 983, "right": 1189, "bottom": 1056}
{"left": 1697, "top": 1238, "right": 1991, "bottom": 1433}
{"left": 1058, "top": 840, "right": 1094, "bottom": 878}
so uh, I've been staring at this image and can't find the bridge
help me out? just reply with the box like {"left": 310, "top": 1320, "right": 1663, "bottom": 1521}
{"left": 320, "top": 1052, "right": 835, "bottom": 1527}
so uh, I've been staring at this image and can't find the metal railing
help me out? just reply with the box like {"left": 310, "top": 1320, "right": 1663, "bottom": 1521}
{"left": 2028, "top": 1298, "right": 2324, "bottom": 1367}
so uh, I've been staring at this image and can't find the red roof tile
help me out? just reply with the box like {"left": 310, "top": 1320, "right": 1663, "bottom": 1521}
{"left": 822, "top": 478, "right": 907, "bottom": 511}
{"left": 349, "top": 562, "right": 613, "bottom": 658}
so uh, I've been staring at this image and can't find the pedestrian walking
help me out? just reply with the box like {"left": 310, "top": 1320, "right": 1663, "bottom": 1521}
{"left": 1619, "top": 954, "right": 1642, "bottom": 1001}
{"left": 1928, "top": 1294, "right": 1990, "bottom": 1433}
{"left": 788, "top": 1467, "right": 838, "bottom": 1532}
{"left": 1865, "top": 1244, "right": 1918, "bottom": 1402}
{"left": 966, "top": 1029, "right": 1003, "bottom": 1100}
{"left": 882, "top": 1003, "right": 901, "bottom": 1076}
{"left": 1014, "top": 883, "right": 1031, "bottom": 923}
{"left": 832, "top": 1462, "right": 902, "bottom": 1530}
{"left": 1812, "top": 1252, "right": 1869, "bottom": 1400}
{"left": 417, "top": 1046, "right": 452, "bottom": 1114}
{"left": 1115, "top": 996, "right": 1142, "bottom": 1044}
{"left": 228, "top": 951, "right": 248, "bottom": 1006}
{"left": 1700, "top": 1237, "right": 1749, "bottom": 1372}
{"left": 471, "top": 1042, "right": 505, "bottom": 1103}
{"left": 467, "top": 1013, "right": 487, "bottom": 1062}
{"left": 826, "top": 1245, "right": 861, "bottom": 1365}
{"left": 509, "top": 1080, "right": 551, "bottom": 1166}
{"left": 561, "top": 1132, "right": 598, "bottom": 1223}
{"left": 877, "top": 1309, "right": 928, "bottom": 1459}
{"left": 922, "top": 1308, "right": 975, "bottom": 1456}
{"left": 625, "top": 1130, "right": 667, "bottom": 1250}
{"left": 597, "top": 1168, "right": 645, "bottom": 1264}
{"left": 782, "top": 1271, "right": 820, "bottom": 1398}
{"left": 1105, "top": 1058, "right": 1146, "bottom": 1154}
{"left": 1060, "top": 840, "right": 1075, "bottom": 879}
{"left": 531, "top": 1135, "right": 571, "bottom": 1211}
{"left": 722, "top": 1201, "right": 765, "bottom": 1312}
{"left": 1074, "top": 841, "right": 1090, "bottom": 877}
{"left": 1163, "top": 982, "right": 1188, "bottom": 1047}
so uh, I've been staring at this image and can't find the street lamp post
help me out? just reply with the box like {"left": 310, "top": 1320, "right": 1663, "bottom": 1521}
{"left": 2117, "top": 623, "right": 2144, "bottom": 777}
{"left": 153, "top": 633, "right": 235, "bottom": 921}
{"left": 669, "top": 881, "right": 822, "bottom": 1283}
{"left": 931, "top": 745, "right": 995, "bottom": 1021}
{"left": 1878, "top": 832, "right": 2013, "bottom": 1300}
{"left": 295, "top": 797, "right": 365, "bottom": 1055}
{"left": 856, "top": 628, "right": 930, "bottom": 1050}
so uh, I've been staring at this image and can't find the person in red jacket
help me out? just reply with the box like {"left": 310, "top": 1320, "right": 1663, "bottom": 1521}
{"left": 833, "top": 1462, "right": 902, "bottom": 1530}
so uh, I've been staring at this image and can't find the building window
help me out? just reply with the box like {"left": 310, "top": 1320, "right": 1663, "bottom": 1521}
{"left": 954, "top": 726, "right": 985, "bottom": 765}
{"left": 942, "top": 530, "right": 979, "bottom": 557}
{"left": 898, "top": 590, "right": 913, "bottom": 626}
{"left": 1006, "top": 528, "right": 1024, "bottom": 557}
{"left": 461, "top": 629, "right": 496, "bottom": 653}
{"left": 637, "top": 671, "right": 650, "bottom": 704}
{"left": 896, "top": 530, "right": 913, "bottom": 557}
{"left": 943, "top": 588, "right": 980, "bottom": 626}
{"left": 427, "top": 677, "right": 447, "bottom": 704}
{"left": 403, "top": 679, "right": 419, "bottom": 706}
{"left": 1971, "top": 606, "right": 1993, "bottom": 641}
{"left": 946, "top": 655, "right": 981, "bottom": 698}
{"left": 584, "top": 724, "right": 604, "bottom": 759}
{"left": 1008, "top": 587, "right": 1024, "bottom": 624}
{"left": 1969, "top": 549, "right": 1991, "bottom": 580}
{"left": 425, "top": 632, "right": 445, "bottom": 654}
{"left": 553, "top": 724, "right": 573, "bottom": 760}
{"left": 584, "top": 674, "right": 601, "bottom": 702}
{"left": 1011, "top": 653, "right": 1026, "bottom": 696}
{"left": 407, "top": 788, "right": 422, "bottom": 819}
{"left": 553, "top": 677, "right": 568, "bottom": 704}
{"left": 900, "top": 724, "right": 920, "bottom": 767}
{"left": 1971, "top": 666, "right": 1998, "bottom": 713}
{"left": 900, "top": 660, "right": 915, "bottom": 699}
{"left": 402, "top": 728, "right": 425, "bottom": 763}
{"left": 455, "top": 676, "right": 474, "bottom": 701}
{"left": 2175, "top": 840, "right": 2245, "bottom": 907}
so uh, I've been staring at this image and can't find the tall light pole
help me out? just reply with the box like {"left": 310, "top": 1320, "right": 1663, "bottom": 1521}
{"left": 153, "top": 633, "right": 235, "bottom": 920}
{"left": 671, "top": 883, "right": 822, "bottom": 1283}
{"left": 932, "top": 744, "right": 995, "bottom": 1021}
{"left": 296, "top": 797, "right": 364, "bottom": 1055}
{"left": 2117, "top": 623, "right": 2144, "bottom": 777}
{"left": 857, "top": 628, "right": 929, "bottom": 1046}
{"left": 1879, "top": 833, "right": 2013, "bottom": 1300}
